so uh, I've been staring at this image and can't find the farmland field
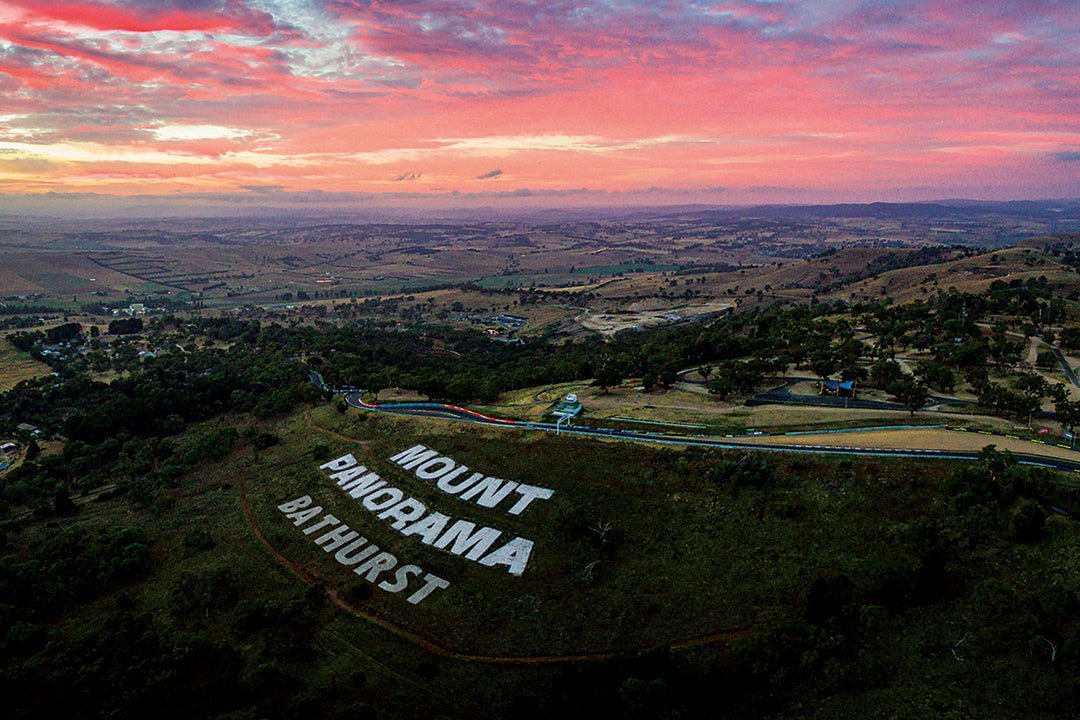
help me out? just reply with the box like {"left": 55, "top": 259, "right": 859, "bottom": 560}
{"left": 0, "top": 338, "right": 51, "bottom": 390}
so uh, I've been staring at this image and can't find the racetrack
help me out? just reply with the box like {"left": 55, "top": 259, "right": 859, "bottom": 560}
{"left": 341, "top": 392, "right": 1080, "bottom": 474}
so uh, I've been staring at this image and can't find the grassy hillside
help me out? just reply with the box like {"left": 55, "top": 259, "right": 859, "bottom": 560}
{"left": 832, "top": 246, "right": 1080, "bottom": 303}
{"left": 6, "top": 403, "right": 1080, "bottom": 718}
{"left": 590, "top": 237, "right": 1080, "bottom": 314}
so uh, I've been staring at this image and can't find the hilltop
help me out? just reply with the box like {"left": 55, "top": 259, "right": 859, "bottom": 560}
{"left": 587, "top": 235, "right": 1079, "bottom": 311}
{"left": 6, "top": 403, "right": 1080, "bottom": 719}
{"left": 827, "top": 243, "right": 1079, "bottom": 303}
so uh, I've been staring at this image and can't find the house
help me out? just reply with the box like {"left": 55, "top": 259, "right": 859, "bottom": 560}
{"left": 819, "top": 379, "right": 857, "bottom": 398}
{"left": 0, "top": 441, "right": 18, "bottom": 453}
{"left": 16, "top": 423, "right": 42, "bottom": 436}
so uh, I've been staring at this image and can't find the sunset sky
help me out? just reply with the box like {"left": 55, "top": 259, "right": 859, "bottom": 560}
{"left": 1, "top": 0, "right": 1078, "bottom": 209}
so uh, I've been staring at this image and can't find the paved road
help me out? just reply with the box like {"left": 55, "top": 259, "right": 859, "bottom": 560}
{"left": 745, "top": 377, "right": 926, "bottom": 412}
{"left": 309, "top": 370, "right": 329, "bottom": 392}
{"left": 677, "top": 371, "right": 1063, "bottom": 420}
{"left": 1050, "top": 346, "right": 1080, "bottom": 388}
{"left": 676, "top": 370, "right": 969, "bottom": 412}
{"left": 342, "top": 392, "right": 1080, "bottom": 474}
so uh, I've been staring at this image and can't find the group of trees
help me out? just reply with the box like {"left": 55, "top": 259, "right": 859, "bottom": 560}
{"left": 0, "top": 523, "right": 329, "bottom": 720}
{"left": 0, "top": 526, "right": 150, "bottom": 655}
{"left": 3, "top": 323, "right": 318, "bottom": 441}
{"left": 0, "top": 284, "right": 1075, "bottom": 495}
{"left": 108, "top": 317, "right": 144, "bottom": 335}
{"left": 2, "top": 283, "right": 1074, "bottom": 479}
{"left": 699, "top": 360, "right": 773, "bottom": 400}
{"left": 523, "top": 448, "right": 1080, "bottom": 720}
{"left": 134, "top": 288, "right": 1076, "bottom": 428}
{"left": 866, "top": 360, "right": 930, "bottom": 414}
{"left": 8, "top": 322, "right": 84, "bottom": 352}
{"left": 0, "top": 320, "right": 321, "bottom": 516}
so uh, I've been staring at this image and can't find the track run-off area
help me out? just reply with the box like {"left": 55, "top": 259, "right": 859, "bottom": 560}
{"left": 342, "top": 393, "right": 1080, "bottom": 475}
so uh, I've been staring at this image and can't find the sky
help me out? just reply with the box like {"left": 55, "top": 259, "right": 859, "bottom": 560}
{"left": 0, "top": 0, "right": 1078, "bottom": 211}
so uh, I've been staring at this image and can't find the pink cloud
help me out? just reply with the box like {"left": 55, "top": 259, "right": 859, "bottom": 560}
{"left": 0, "top": 0, "right": 1076, "bottom": 202}
{"left": 4, "top": 0, "right": 278, "bottom": 34}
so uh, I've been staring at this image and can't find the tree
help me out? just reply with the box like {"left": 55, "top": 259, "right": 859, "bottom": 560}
{"left": 1035, "top": 350, "right": 1058, "bottom": 370}
{"left": 893, "top": 377, "right": 930, "bottom": 416}
{"left": 594, "top": 355, "right": 623, "bottom": 394}
{"left": 786, "top": 342, "right": 810, "bottom": 370}
{"left": 1013, "top": 373, "right": 1050, "bottom": 426}
{"left": 1060, "top": 327, "right": 1080, "bottom": 351}
{"left": 872, "top": 335, "right": 896, "bottom": 360}
{"left": 809, "top": 348, "right": 838, "bottom": 381}
{"left": 655, "top": 359, "right": 679, "bottom": 389}
{"left": 915, "top": 360, "right": 956, "bottom": 393}
{"left": 45, "top": 322, "right": 81, "bottom": 344}
{"left": 366, "top": 372, "right": 388, "bottom": 402}
{"left": 1011, "top": 499, "right": 1046, "bottom": 543}
{"left": 870, "top": 359, "right": 904, "bottom": 390}
{"left": 169, "top": 567, "right": 240, "bottom": 618}
{"left": 707, "top": 453, "right": 773, "bottom": 488}
{"left": 836, "top": 337, "right": 864, "bottom": 368}
{"left": 989, "top": 332, "right": 1023, "bottom": 368}
{"left": 108, "top": 317, "right": 143, "bottom": 335}
{"left": 728, "top": 360, "right": 765, "bottom": 395}
{"left": 1054, "top": 396, "right": 1080, "bottom": 447}
{"left": 707, "top": 374, "right": 733, "bottom": 400}
{"left": 698, "top": 364, "right": 713, "bottom": 384}
{"left": 977, "top": 381, "right": 1026, "bottom": 421}
{"left": 52, "top": 486, "right": 77, "bottom": 516}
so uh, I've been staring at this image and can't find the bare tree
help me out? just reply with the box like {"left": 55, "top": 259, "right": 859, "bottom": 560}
{"left": 589, "top": 520, "right": 613, "bottom": 545}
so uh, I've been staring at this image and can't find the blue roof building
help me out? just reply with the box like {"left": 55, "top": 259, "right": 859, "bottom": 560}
{"left": 819, "top": 379, "right": 857, "bottom": 398}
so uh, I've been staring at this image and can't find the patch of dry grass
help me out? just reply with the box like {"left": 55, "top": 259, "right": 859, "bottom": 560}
{"left": 0, "top": 339, "right": 51, "bottom": 390}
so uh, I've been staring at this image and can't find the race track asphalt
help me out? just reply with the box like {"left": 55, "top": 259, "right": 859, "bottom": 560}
{"left": 342, "top": 392, "right": 1080, "bottom": 475}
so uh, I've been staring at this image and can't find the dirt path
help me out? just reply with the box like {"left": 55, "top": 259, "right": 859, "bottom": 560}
{"left": 1027, "top": 337, "right": 1041, "bottom": 366}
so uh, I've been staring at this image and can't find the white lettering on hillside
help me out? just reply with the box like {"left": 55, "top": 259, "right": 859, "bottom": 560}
{"left": 277, "top": 495, "right": 449, "bottom": 605}
{"left": 389, "top": 444, "right": 555, "bottom": 516}
{"left": 317, "top": 453, "right": 536, "bottom": 576}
